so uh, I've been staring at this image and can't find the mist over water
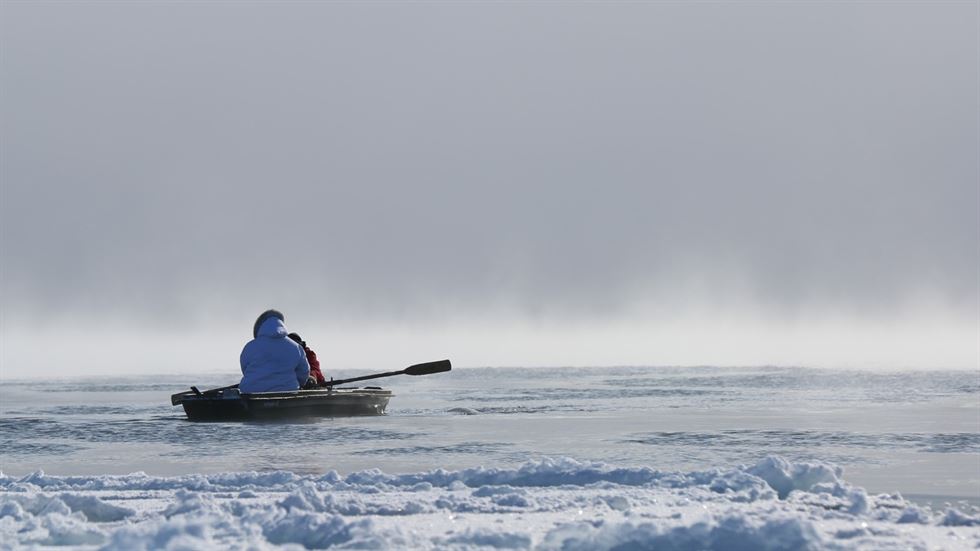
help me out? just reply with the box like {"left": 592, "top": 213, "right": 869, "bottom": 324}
{"left": 1, "top": 1, "right": 977, "bottom": 376}
{"left": 2, "top": 312, "right": 978, "bottom": 379}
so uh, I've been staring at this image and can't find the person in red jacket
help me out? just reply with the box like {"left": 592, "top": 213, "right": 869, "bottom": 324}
{"left": 288, "top": 332, "right": 326, "bottom": 388}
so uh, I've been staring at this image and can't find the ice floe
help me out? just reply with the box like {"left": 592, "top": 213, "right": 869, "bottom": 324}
{"left": 1, "top": 456, "right": 977, "bottom": 549}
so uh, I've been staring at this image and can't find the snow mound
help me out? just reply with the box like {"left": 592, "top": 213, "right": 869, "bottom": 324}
{"left": 1, "top": 456, "right": 977, "bottom": 550}
{"left": 540, "top": 514, "right": 825, "bottom": 551}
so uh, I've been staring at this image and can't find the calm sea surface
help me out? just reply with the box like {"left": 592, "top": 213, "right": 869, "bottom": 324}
{"left": 2, "top": 366, "right": 978, "bottom": 503}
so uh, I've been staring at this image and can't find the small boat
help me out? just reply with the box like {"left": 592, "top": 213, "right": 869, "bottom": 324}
{"left": 172, "top": 386, "right": 393, "bottom": 421}
{"left": 170, "top": 359, "right": 450, "bottom": 421}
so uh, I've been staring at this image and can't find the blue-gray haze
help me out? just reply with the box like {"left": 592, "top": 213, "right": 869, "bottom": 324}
{"left": 1, "top": 2, "right": 977, "bottom": 374}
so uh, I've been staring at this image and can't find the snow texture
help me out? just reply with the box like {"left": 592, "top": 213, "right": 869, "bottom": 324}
{"left": 1, "top": 456, "right": 977, "bottom": 550}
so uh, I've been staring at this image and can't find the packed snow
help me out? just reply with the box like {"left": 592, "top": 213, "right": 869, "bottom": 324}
{"left": 2, "top": 456, "right": 978, "bottom": 550}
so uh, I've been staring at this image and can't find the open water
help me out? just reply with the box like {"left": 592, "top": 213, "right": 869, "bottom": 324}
{"left": 2, "top": 366, "right": 977, "bottom": 503}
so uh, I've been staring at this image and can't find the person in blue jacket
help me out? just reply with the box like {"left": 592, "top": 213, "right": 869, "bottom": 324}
{"left": 240, "top": 309, "right": 311, "bottom": 393}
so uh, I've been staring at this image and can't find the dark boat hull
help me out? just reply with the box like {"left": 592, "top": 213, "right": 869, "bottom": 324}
{"left": 174, "top": 388, "right": 392, "bottom": 421}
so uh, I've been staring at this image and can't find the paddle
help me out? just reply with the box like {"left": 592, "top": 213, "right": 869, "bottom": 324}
{"left": 171, "top": 359, "right": 451, "bottom": 405}
{"left": 322, "top": 359, "right": 452, "bottom": 387}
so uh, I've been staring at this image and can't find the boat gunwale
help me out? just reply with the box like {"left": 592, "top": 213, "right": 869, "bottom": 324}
{"left": 173, "top": 387, "right": 393, "bottom": 405}
{"left": 175, "top": 387, "right": 393, "bottom": 420}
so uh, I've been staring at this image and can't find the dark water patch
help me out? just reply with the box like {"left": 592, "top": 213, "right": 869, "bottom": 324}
{"left": 1, "top": 419, "right": 89, "bottom": 457}
{"left": 450, "top": 387, "right": 728, "bottom": 403}
{"left": 623, "top": 430, "right": 980, "bottom": 454}
{"left": 405, "top": 403, "right": 604, "bottom": 416}
{"left": 5, "top": 405, "right": 167, "bottom": 416}
{"left": 350, "top": 441, "right": 506, "bottom": 457}
{"left": 602, "top": 370, "right": 980, "bottom": 402}
{"left": 920, "top": 433, "right": 980, "bottom": 453}
{"left": 473, "top": 405, "right": 602, "bottom": 415}
{"left": 474, "top": 405, "right": 569, "bottom": 415}
{"left": 0, "top": 439, "right": 85, "bottom": 456}
{"left": 0, "top": 417, "right": 59, "bottom": 436}
{"left": 0, "top": 416, "right": 425, "bottom": 456}
{"left": 603, "top": 373, "right": 808, "bottom": 391}
{"left": 446, "top": 408, "right": 480, "bottom": 416}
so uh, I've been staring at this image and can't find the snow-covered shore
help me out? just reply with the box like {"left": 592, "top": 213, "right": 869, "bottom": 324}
{"left": 2, "top": 456, "right": 977, "bottom": 550}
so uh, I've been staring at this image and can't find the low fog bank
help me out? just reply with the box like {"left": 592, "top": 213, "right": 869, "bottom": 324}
{"left": 2, "top": 303, "right": 976, "bottom": 379}
{"left": 1, "top": 2, "right": 977, "bottom": 378}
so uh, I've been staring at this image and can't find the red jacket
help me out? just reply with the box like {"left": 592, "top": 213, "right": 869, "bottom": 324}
{"left": 305, "top": 347, "right": 326, "bottom": 385}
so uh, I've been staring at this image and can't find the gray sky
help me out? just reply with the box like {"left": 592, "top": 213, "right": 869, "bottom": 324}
{"left": 2, "top": 1, "right": 977, "bottom": 376}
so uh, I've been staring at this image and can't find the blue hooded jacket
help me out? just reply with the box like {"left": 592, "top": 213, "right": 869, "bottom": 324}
{"left": 240, "top": 317, "right": 310, "bottom": 393}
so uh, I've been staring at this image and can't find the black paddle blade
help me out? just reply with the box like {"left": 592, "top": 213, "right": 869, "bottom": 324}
{"left": 404, "top": 359, "right": 451, "bottom": 376}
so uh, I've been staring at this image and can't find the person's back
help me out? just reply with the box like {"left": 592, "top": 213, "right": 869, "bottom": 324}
{"left": 240, "top": 310, "right": 310, "bottom": 393}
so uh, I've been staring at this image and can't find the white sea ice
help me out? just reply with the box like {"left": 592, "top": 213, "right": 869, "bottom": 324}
{"left": 1, "top": 456, "right": 977, "bottom": 550}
